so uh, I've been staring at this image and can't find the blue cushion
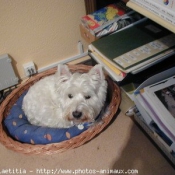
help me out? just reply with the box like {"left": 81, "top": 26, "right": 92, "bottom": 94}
{"left": 4, "top": 91, "right": 91, "bottom": 145}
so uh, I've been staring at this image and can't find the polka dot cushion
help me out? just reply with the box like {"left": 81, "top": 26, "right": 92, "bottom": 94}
{"left": 4, "top": 91, "right": 90, "bottom": 145}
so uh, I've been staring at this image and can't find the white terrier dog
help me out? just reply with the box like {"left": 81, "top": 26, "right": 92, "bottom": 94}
{"left": 22, "top": 64, "right": 107, "bottom": 128}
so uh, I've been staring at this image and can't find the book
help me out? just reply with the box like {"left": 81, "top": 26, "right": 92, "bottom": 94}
{"left": 120, "top": 56, "right": 175, "bottom": 101}
{"left": 127, "top": 0, "right": 175, "bottom": 33}
{"left": 89, "top": 18, "right": 175, "bottom": 73}
{"left": 130, "top": 0, "right": 175, "bottom": 26}
{"left": 143, "top": 0, "right": 175, "bottom": 17}
{"left": 81, "top": 1, "right": 133, "bottom": 34}
{"left": 132, "top": 66, "right": 175, "bottom": 161}
{"left": 134, "top": 0, "right": 175, "bottom": 13}
{"left": 153, "top": 0, "right": 175, "bottom": 10}
{"left": 134, "top": 111, "right": 175, "bottom": 162}
{"left": 134, "top": 93, "right": 153, "bottom": 126}
{"left": 137, "top": 75, "right": 175, "bottom": 143}
{"left": 134, "top": 110, "right": 175, "bottom": 154}
{"left": 89, "top": 52, "right": 125, "bottom": 82}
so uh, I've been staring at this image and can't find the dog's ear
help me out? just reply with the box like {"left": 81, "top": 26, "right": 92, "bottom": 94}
{"left": 56, "top": 64, "right": 72, "bottom": 77}
{"left": 88, "top": 64, "right": 105, "bottom": 80}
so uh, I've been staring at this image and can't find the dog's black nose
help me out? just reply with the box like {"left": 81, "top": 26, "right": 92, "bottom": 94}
{"left": 72, "top": 111, "right": 82, "bottom": 119}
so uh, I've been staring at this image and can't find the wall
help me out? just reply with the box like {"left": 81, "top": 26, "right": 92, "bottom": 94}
{"left": 0, "top": 0, "right": 88, "bottom": 79}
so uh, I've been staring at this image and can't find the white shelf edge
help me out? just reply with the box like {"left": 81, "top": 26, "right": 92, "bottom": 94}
{"left": 127, "top": 1, "right": 175, "bottom": 33}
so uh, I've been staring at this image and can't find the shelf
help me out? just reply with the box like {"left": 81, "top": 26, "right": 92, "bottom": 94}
{"left": 127, "top": 1, "right": 175, "bottom": 33}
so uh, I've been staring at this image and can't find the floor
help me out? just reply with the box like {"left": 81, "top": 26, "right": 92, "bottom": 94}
{"left": 0, "top": 110, "right": 174, "bottom": 175}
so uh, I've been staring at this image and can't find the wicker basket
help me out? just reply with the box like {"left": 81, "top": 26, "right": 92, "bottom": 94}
{"left": 0, "top": 64, "right": 121, "bottom": 155}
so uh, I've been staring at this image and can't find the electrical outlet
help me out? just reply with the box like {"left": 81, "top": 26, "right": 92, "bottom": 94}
{"left": 23, "top": 61, "right": 36, "bottom": 77}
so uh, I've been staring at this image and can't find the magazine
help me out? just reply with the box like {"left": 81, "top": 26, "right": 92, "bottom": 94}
{"left": 139, "top": 75, "right": 175, "bottom": 142}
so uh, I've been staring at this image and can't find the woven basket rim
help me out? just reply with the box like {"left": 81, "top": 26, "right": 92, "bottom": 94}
{"left": 0, "top": 64, "right": 121, "bottom": 155}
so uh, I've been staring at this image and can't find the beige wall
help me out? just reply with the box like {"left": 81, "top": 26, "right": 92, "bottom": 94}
{"left": 0, "top": 0, "right": 88, "bottom": 79}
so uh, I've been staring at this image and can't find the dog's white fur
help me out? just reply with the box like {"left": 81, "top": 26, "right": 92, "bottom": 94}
{"left": 22, "top": 64, "right": 107, "bottom": 128}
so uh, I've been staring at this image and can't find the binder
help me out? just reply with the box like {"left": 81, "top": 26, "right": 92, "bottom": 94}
{"left": 89, "top": 18, "right": 175, "bottom": 73}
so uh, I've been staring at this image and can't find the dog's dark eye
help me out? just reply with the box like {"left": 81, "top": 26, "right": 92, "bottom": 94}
{"left": 68, "top": 94, "right": 73, "bottom": 99}
{"left": 85, "top": 95, "right": 91, "bottom": 99}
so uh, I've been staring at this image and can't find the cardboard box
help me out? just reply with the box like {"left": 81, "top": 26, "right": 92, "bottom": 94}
{"left": 79, "top": 24, "right": 98, "bottom": 43}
